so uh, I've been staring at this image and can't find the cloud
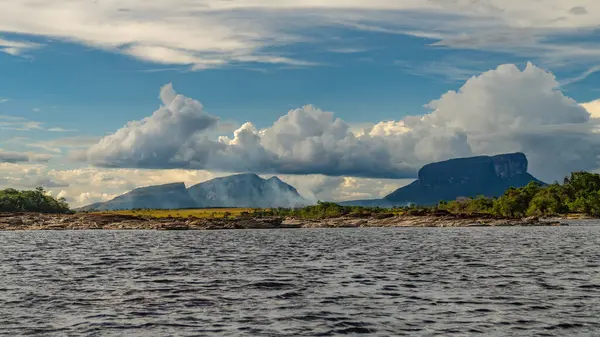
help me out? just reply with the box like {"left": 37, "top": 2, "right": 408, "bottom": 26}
{"left": 570, "top": 6, "right": 588, "bottom": 15}
{"left": 0, "top": 115, "right": 76, "bottom": 132}
{"left": 46, "top": 127, "right": 78, "bottom": 132}
{"left": 85, "top": 95, "right": 416, "bottom": 178}
{"left": 0, "top": 150, "right": 51, "bottom": 163}
{"left": 26, "top": 178, "right": 69, "bottom": 188}
{"left": 86, "top": 83, "right": 219, "bottom": 168}
{"left": 560, "top": 65, "right": 600, "bottom": 86}
{"left": 82, "top": 62, "right": 600, "bottom": 182}
{"left": 327, "top": 48, "right": 367, "bottom": 54}
{"left": 0, "top": 150, "right": 29, "bottom": 163}
{"left": 278, "top": 174, "right": 412, "bottom": 202}
{"left": 0, "top": 1, "right": 599, "bottom": 69}
{"left": 0, "top": 98, "right": 8, "bottom": 103}
{"left": 582, "top": 100, "right": 600, "bottom": 118}
{"left": 395, "top": 60, "right": 483, "bottom": 82}
{"left": 0, "top": 37, "right": 41, "bottom": 56}
{"left": 8, "top": 135, "right": 100, "bottom": 155}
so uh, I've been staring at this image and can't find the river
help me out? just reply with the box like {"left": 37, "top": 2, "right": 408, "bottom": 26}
{"left": 1, "top": 223, "right": 599, "bottom": 336}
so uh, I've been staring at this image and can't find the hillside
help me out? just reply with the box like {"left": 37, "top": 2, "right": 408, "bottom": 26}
{"left": 188, "top": 173, "right": 308, "bottom": 208}
{"left": 343, "top": 153, "right": 544, "bottom": 206}
{"left": 77, "top": 183, "right": 198, "bottom": 211}
{"left": 78, "top": 174, "right": 309, "bottom": 211}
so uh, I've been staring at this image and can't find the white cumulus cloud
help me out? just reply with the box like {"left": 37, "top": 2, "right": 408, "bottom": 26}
{"left": 82, "top": 62, "right": 600, "bottom": 183}
{"left": 582, "top": 99, "right": 600, "bottom": 118}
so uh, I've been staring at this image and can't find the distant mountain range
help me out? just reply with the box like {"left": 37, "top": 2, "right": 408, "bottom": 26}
{"left": 77, "top": 173, "right": 309, "bottom": 211}
{"left": 341, "top": 152, "right": 544, "bottom": 207}
{"left": 79, "top": 152, "right": 544, "bottom": 211}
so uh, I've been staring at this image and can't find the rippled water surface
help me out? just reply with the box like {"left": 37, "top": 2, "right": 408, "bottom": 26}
{"left": 1, "top": 224, "right": 600, "bottom": 336}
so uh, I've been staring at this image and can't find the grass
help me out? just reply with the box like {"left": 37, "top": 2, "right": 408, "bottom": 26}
{"left": 91, "top": 208, "right": 256, "bottom": 219}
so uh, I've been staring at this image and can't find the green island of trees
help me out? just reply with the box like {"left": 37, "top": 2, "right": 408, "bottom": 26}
{"left": 0, "top": 187, "right": 71, "bottom": 213}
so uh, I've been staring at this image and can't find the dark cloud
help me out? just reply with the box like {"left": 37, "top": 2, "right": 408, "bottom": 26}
{"left": 0, "top": 151, "right": 30, "bottom": 163}
{"left": 569, "top": 6, "right": 588, "bottom": 15}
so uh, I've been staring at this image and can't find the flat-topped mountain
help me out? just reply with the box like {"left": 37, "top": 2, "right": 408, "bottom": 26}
{"left": 78, "top": 174, "right": 308, "bottom": 211}
{"left": 343, "top": 153, "right": 544, "bottom": 207}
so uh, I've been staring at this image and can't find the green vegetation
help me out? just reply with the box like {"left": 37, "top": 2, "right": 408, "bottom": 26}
{"left": 0, "top": 187, "right": 71, "bottom": 213}
{"left": 255, "top": 201, "right": 394, "bottom": 219}
{"left": 437, "top": 172, "right": 600, "bottom": 218}
{"left": 92, "top": 208, "right": 255, "bottom": 219}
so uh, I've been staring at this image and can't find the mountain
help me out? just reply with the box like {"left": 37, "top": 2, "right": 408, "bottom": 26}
{"left": 77, "top": 182, "right": 198, "bottom": 211}
{"left": 78, "top": 174, "right": 309, "bottom": 211}
{"left": 187, "top": 173, "right": 308, "bottom": 208}
{"left": 342, "top": 153, "right": 544, "bottom": 207}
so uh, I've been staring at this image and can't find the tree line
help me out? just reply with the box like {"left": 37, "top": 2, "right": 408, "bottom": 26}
{"left": 438, "top": 172, "right": 600, "bottom": 218}
{"left": 0, "top": 187, "right": 71, "bottom": 213}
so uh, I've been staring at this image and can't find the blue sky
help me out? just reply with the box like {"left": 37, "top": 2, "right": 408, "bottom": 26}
{"left": 1, "top": 0, "right": 600, "bottom": 206}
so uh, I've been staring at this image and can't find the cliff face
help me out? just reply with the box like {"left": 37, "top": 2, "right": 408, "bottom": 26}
{"left": 79, "top": 174, "right": 309, "bottom": 211}
{"left": 417, "top": 153, "right": 528, "bottom": 187}
{"left": 384, "top": 153, "right": 543, "bottom": 206}
{"left": 78, "top": 183, "right": 198, "bottom": 211}
{"left": 187, "top": 173, "right": 308, "bottom": 208}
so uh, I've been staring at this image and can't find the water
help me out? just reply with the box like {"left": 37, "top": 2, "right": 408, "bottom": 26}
{"left": 1, "top": 224, "right": 600, "bottom": 336}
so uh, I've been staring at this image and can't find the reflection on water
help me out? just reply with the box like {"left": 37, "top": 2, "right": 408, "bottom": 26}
{"left": 1, "top": 224, "right": 599, "bottom": 336}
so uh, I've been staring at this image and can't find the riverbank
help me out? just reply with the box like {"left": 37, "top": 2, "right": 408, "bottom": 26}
{"left": 0, "top": 212, "right": 570, "bottom": 231}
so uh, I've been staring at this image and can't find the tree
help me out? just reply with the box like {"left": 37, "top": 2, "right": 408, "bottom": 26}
{"left": 526, "top": 184, "right": 567, "bottom": 216}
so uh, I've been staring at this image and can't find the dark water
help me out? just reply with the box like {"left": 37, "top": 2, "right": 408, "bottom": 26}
{"left": 1, "top": 224, "right": 600, "bottom": 337}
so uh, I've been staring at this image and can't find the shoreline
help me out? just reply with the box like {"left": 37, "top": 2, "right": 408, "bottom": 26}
{"left": 0, "top": 212, "right": 574, "bottom": 231}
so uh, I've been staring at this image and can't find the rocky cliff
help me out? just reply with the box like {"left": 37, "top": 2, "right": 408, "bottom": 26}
{"left": 416, "top": 153, "right": 528, "bottom": 187}
{"left": 78, "top": 174, "right": 309, "bottom": 211}
{"left": 187, "top": 173, "right": 308, "bottom": 208}
{"left": 78, "top": 183, "right": 198, "bottom": 211}
{"left": 384, "top": 153, "right": 543, "bottom": 205}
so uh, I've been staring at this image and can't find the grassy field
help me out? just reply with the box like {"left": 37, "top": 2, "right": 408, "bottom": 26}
{"left": 91, "top": 208, "right": 257, "bottom": 219}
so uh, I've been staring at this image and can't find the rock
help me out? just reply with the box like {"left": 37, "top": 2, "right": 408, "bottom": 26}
{"left": 523, "top": 216, "right": 539, "bottom": 224}
{"left": 343, "top": 153, "right": 544, "bottom": 207}
{"left": 158, "top": 222, "right": 191, "bottom": 230}
{"left": 188, "top": 173, "right": 309, "bottom": 208}
{"left": 77, "top": 183, "right": 198, "bottom": 211}
{"left": 0, "top": 211, "right": 575, "bottom": 230}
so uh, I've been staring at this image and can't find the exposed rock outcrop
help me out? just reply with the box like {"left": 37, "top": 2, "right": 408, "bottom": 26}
{"left": 343, "top": 153, "right": 544, "bottom": 207}
{"left": 0, "top": 212, "right": 566, "bottom": 231}
{"left": 385, "top": 153, "right": 543, "bottom": 205}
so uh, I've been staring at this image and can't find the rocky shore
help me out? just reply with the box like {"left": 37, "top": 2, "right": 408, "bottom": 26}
{"left": 0, "top": 212, "right": 568, "bottom": 231}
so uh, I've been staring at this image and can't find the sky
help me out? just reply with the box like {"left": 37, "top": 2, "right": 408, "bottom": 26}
{"left": 1, "top": 0, "right": 600, "bottom": 207}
